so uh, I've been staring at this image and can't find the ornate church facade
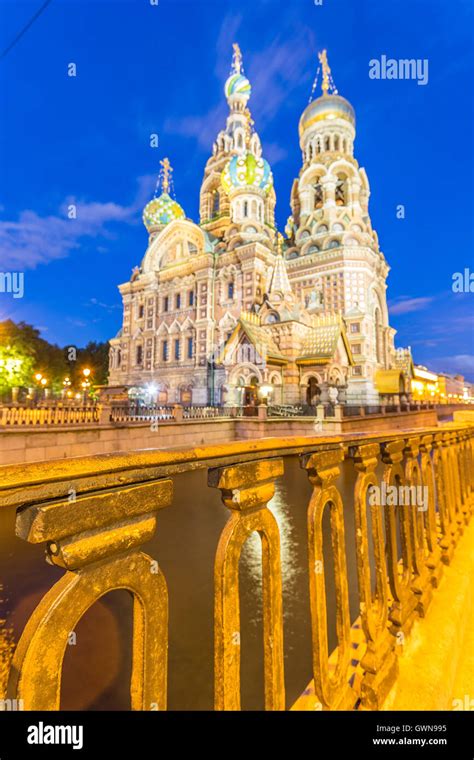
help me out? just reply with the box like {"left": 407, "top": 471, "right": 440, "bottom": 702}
{"left": 108, "top": 47, "right": 410, "bottom": 406}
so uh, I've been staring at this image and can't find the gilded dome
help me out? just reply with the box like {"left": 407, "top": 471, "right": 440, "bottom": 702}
{"left": 299, "top": 94, "right": 355, "bottom": 137}
{"left": 221, "top": 151, "right": 273, "bottom": 195}
{"left": 143, "top": 193, "right": 185, "bottom": 230}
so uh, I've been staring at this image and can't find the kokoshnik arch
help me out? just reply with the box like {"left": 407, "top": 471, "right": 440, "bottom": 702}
{"left": 108, "top": 46, "right": 412, "bottom": 407}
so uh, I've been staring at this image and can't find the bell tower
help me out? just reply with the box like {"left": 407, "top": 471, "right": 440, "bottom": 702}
{"left": 286, "top": 51, "right": 396, "bottom": 403}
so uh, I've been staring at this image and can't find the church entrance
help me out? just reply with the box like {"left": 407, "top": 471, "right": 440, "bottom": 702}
{"left": 306, "top": 377, "right": 320, "bottom": 406}
{"left": 241, "top": 376, "right": 259, "bottom": 414}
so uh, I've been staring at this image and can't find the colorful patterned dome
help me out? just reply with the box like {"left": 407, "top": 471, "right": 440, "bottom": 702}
{"left": 221, "top": 151, "right": 273, "bottom": 195}
{"left": 299, "top": 94, "right": 355, "bottom": 137}
{"left": 224, "top": 72, "right": 251, "bottom": 101}
{"left": 142, "top": 193, "right": 185, "bottom": 230}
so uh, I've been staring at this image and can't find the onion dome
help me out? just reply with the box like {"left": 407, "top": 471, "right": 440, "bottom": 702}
{"left": 142, "top": 157, "right": 185, "bottom": 231}
{"left": 143, "top": 194, "right": 184, "bottom": 230}
{"left": 225, "top": 72, "right": 251, "bottom": 100}
{"left": 299, "top": 94, "right": 355, "bottom": 137}
{"left": 221, "top": 151, "right": 273, "bottom": 195}
{"left": 299, "top": 49, "right": 355, "bottom": 137}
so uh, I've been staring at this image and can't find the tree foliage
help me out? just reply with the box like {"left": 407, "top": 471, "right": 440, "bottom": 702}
{"left": 0, "top": 320, "right": 109, "bottom": 395}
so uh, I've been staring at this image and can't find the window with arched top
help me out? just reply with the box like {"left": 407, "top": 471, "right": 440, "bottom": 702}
{"left": 307, "top": 245, "right": 320, "bottom": 254}
{"left": 335, "top": 175, "right": 348, "bottom": 206}
{"left": 334, "top": 135, "right": 340, "bottom": 151}
{"left": 243, "top": 201, "right": 248, "bottom": 217}
{"left": 308, "top": 144, "right": 313, "bottom": 160}
{"left": 117, "top": 349, "right": 121, "bottom": 367}
{"left": 316, "top": 224, "right": 328, "bottom": 234}
{"left": 251, "top": 199, "right": 257, "bottom": 217}
{"left": 300, "top": 229, "right": 311, "bottom": 240}
{"left": 327, "top": 239, "right": 340, "bottom": 249}
{"left": 324, "top": 136, "right": 330, "bottom": 151}
{"left": 212, "top": 191, "right": 220, "bottom": 217}
{"left": 314, "top": 180, "right": 323, "bottom": 209}
{"left": 237, "top": 133, "right": 243, "bottom": 149}
{"left": 332, "top": 222, "right": 344, "bottom": 232}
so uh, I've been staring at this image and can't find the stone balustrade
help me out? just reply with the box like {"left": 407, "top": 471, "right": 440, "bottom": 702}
{"left": 0, "top": 424, "right": 472, "bottom": 710}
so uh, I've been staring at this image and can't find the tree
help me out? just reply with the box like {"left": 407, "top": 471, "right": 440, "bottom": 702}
{"left": 0, "top": 320, "right": 109, "bottom": 398}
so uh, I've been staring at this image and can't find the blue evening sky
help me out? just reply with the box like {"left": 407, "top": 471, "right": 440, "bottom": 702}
{"left": 0, "top": 0, "right": 473, "bottom": 378}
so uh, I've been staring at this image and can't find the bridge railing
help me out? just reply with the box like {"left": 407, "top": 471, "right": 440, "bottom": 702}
{"left": 0, "top": 424, "right": 472, "bottom": 710}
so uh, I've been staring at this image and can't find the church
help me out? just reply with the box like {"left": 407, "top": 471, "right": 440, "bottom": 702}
{"left": 108, "top": 46, "right": 411, "bottom": 407}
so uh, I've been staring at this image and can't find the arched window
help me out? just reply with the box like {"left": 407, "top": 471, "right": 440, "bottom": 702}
{"left": 314, "top": 180, "right": 323, "bottom": 209}
{"left": 309, "top": 144, "right": 313, "bottom": 160}
{"left": 251, "top": 199, "right": 257, "bottom": 217}
{"left": 237, "top": 133, "right": 243, "bottom": 149}
{"left": 136, "top": 345, "right": 143, "bottom": 365}
{"left": 227, "top": 281, "right": 234, "bottom": 300}
{"left": 374, "top": 307, "right": 383, "bottom": 364}
{"left": 341, "top": 138, "right": 346, "bottom": 152}
{"left": 334, "top": 135, "right": 340, "bottom": 151}
{"left": 117, "top": 349, "right": 121, "bottom": 367}
{"left": 243, "top": 201, "right": 248, "bottom": 217}
{"left": 212, "top": 191, "right": 220, "bottom": 217}
{"left": 324, "top": 136, "right": 330, "bottom": 151}
{"left": 335, "top": 175, "right": 347, "bottom": 206}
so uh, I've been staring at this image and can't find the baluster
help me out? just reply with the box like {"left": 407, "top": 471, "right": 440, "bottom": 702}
{"left": 445, "top": 432, "right": 464, "bottom": 535}
{"left": 351, "top": 443, "right": 398, "bottom": 710}
{"left": 208, "top": 458, "right": 285, "bottom": 711}
{"left": 404, "top": 438, "right": 432, "bottom": 616}
{"left": 381, "top": 440, "right": 418, "bottom": 639}
{"left": 419, "top": 435, "right": 443, "bottom": 588}
{"left": 301, "top": 447, "right": 355, "bottom": 710}
{"left": 467, "top": 430, "right": 474, "bottom": 512}
{"left": 6, "top": 478, "right": 172, "bottom": 710}
{"left": 431, "top": 433, "right": 454, "bottom": 564}
{"left": 457, "top": 431, "right": 470, "bottom": 524}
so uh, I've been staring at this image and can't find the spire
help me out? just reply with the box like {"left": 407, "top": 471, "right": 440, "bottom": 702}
{"left": 159, "top": 157, "right": 172, "bottom": 195}
{"left": 232, "top": 42, "right": 243, "bottom": 75}
{"left": 308, "top": 49, "right": 339, "bottom": 103}
{"left": 269, "top": 248, "right": 292, "bottom": 296}
{"left": 318, "top": 50, "right": 331, "bottom": 96}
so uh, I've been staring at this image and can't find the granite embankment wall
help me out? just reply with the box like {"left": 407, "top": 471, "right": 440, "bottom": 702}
{"left": 0, "top": 409, "right": 439, "bottom": 465}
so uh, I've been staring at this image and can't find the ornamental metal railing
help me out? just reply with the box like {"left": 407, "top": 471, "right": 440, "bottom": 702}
{"left": 0, "top": 405, "right": 99, "bottom": 427}
{"left": 0, "top": 423, "right": 472, "bottom": 710}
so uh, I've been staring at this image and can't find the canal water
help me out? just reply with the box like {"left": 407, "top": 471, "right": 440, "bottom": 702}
{"left": 0, "top": 456, "right": 362, "bottom": 710}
